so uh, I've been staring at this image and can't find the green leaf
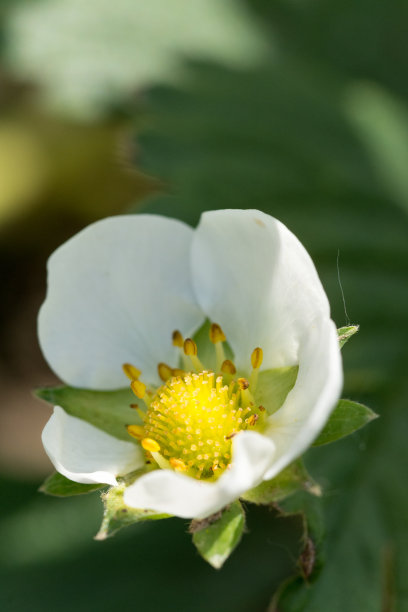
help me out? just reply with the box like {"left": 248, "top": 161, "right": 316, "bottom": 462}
{"left": 95, "top": 483, "right": 171, "bottom": 540}
{"left": 337, "top": 325, "right": 359, "bottom": 348}
{"left": 35, "top": 386, "right": 141, "bottom": 442}
{"left": 313, "top": 399, "right": 378, "bottom": 447}
{"left": 241, "top": 460, "right": 321, "bottom": 505}
{"left": 191, "top": 501, "right": 245, "bottom": 569}
{"left": 39, "top": 472, "right": 105, "bottom": 497}
{"left": 255, "top": 366, "right": 298, "bottom": 415}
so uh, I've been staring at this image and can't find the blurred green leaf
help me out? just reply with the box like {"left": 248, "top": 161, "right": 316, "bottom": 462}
{"left": 5, "top": 0, "right": 268, "bottom": 119}
{"left": 191, "top": 502, "right": 245, "bottom": 569}
{"left": 95, "top": 483, "right": 170, "bottom": 540}
{"left": 35, "top": 386, "right": 140, "bottom": 442}
{"left": 40, "top": 472, "right": 105, "bottom": 497}
{"left": 242, "top": 460, "right": 320, "bottom": 505}
{"left": 346, "top": 82, "right": 408, "bottom": 214}
{"left": 312, "top": 399, "right": 378, "bottom": 447}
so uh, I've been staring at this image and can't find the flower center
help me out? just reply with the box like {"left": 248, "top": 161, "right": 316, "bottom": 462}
{"left": 125, "top": 323, "right": 266, "bottom": 481}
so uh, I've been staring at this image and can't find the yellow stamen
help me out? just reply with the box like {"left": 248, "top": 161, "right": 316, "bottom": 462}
{"left": 250, "top": 347, "right": 263, "bottom": 389}
{"left": 158, "top": 362, "right": 173, "bottom": 382}
{"left": 141, "top": 438, "right": 160, "bottom": 453}
{"left": 172, "top": 368, "right": 185, "bottom": 377}
{"left": 209, "top": 323, "right": 226, "bottom": 344}
{"left": 126, "top": 424, "right": 145, "bottom": 440}
{"left": 131, "top": 379, "right": 146, "bottom": 399}
{"left": 170, "top": 458, "right": 187, "bottom": 471}
{"left": 209, "top": 323, "right": 226, "bottom": 371}
{"left": 251, "top": 347, "right": 263, "bottom": 369}
{"left": 246, "top": 414, "right": 259, "bottom": 427}
{"left": 122, "top": 363, "right": 141, "bottom": 381}
{"left": 221, "top": 359, "right": 236, "bottom": 375}
{"left": 238, "top": 377, "right": 250, "bottom": 390}
{"left": 172, "top": 330, "right": 184, "bottom": 348}
{"left": 184, "top": 338, "right": 204, "bottom": 371}
{"left": 184, "top": 338, "right": 198, "bottom": 356}
{"left": 130, "top": 404, "right": 147, "bottom": 422}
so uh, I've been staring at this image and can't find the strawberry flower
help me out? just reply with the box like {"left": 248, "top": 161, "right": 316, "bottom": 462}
{"left": 39, "top": 209, "right": 342, "bottom": 519}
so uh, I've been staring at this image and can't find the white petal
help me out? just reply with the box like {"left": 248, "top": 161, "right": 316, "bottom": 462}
{"left": 191, "top": 209, "right": 330, "bottom": 370}
{"left": 263, "top": 317, "right": 342, "bottom": 480}
{"left": 124, "top": 431, "right": 275, "bottom": 519}
{"left": 42, "top": 406, "right": 144, "bottom": 485}
{"left": 39, "top": 215, "right": 204, "bottom": 389}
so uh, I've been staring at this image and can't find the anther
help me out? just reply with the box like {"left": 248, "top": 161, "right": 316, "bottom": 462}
{"left": 141, "top": 438, "right": 160, "bottom": 453}
{"left": 131, "top": 379, "right": 146, "bottom": 399}
{"left": 221, "top": 359, "right": 236, "bottom": 375}
{"left": 122, "top": 363, "right": 141, "bottom": 381}
{"left": 210, "top": 323, "right": 226, "bottom": 344}
{"left": 250, "top": 347, "right": 263, "bottom": 390}
{"left": 158, "top": 362, "right": 173, "bottom": 382}
{"left": 238, "top": 378, "right": 250, "bottom": 390}
{"left": 251, "top": 348, "right": 263, "bottom": 369}
{"left": 172, "top": 368, "right": 185, "bottom": 377}
{"left": 126, "top": 424, "right": 145, "bottom": 440}
{"left": 170, "top": 458, "right": 187, "bottom": 471}
{"left": 184, "top": 338, "right": 197, "bottom": 356}
{"left": 209, "top": 323, "right": 226, "bottom": 371}
{"left": 172, "top": 330, "right": 184, "bottom": 348}
{"left": 247, "top": 414, "right": 259, "bottom": 427}
{"left": 184, "top": 338, "right": 204, "bottom": 372}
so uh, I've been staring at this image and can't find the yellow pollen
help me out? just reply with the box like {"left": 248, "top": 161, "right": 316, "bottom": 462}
{"left": 142, "top": 370, "right": 265, "bottom": 480}
{"left": 131, "top": 379, "right": 146, "bottom": 399}
{"left": 141, "top": 438, "right": 160, "bottom": 453}
{"left": 122, "top": 363, "right": 142, "bottom": 381}
{"left": 210, "top": 323, "right": 226, "bottom": 344}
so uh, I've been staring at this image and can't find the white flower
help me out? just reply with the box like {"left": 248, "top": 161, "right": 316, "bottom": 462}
{"left": 39, "top": 209, "right": 342, "bottom": 519}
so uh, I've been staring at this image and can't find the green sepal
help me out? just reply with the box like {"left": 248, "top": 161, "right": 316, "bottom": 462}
{"left": 241, "top": 460, "right": 321, "bottom": 505}
{"left": 39, "top": 472, "right": 106, "bottom": 497}
{"left": 95, "top": 483, "right": 171, "bottom": 540}
{"left": 190, "top": 501, "right": 245, "bottom": 569}
{"left": 337, "top": 325, "right": 359, "bottom": 348}
{"left": 313, "top": 399, "right": 378, "bottom": 446}
{"left": 255, "top": 366, "right": 298, "bottom": 415}
{"left": 35, "top": 385, "right": 141, "bottom": 442}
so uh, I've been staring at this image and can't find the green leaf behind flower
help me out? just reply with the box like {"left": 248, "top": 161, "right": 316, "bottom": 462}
{"left": 35, "top": 386, "right": 141, "bottom": 442}
{"left": 191, "top": 501, "right": 245, "bottom": 569}
{"left": 95, "top": 483, "right": 171, "bottom": 540}
{"left": 241, "top": 460, "right": 321, "bottom": 505}
{"left": 313, "top": 399, "right": 378, "bottom": 447}
{"left": 39, "top": 472, "right": 105, "bottom": 497}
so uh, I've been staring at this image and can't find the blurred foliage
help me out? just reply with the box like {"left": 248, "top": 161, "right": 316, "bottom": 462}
{"left": 0, "top": 0, "right": 408, "bottom": 610}
{"left": 4, "top": 0, "right": 268, "bottom": 120}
